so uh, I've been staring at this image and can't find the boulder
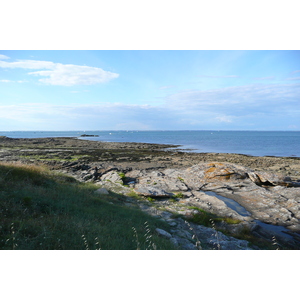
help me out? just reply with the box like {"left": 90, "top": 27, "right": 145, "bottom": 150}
{"left": 254, "top": 171, "right": 291, "bottom": 186}
{"left": 182, "top": 162, "right": 249, "bottom": 190}
{"left": 95, "top": 188, "right": 109, "bottom": 195}
{"left": 101, "top": 171, "right": 123, "bottom": 184}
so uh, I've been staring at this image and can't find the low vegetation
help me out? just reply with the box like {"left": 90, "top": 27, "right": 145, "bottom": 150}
{"left": 184, "top": 206, "right": 278, "bottom": 249}
{"left": 185, "top": 206, "right": 241, "bottom": 227}
{"left": 0, "top": 162, "right": 175, "bottom": 250}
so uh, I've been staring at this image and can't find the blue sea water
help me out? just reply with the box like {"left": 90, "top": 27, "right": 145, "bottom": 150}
{"left": 0, "top": 130, "right": 299, "bottom": 157}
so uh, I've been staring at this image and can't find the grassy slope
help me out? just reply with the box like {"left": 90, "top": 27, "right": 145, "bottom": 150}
{"left": 0, "top": 162, "right": 175, "bottom": 250}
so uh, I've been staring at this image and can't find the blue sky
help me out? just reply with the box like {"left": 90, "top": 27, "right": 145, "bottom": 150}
{"left": 0, "top": 50, "right": 299, "bottom": 131}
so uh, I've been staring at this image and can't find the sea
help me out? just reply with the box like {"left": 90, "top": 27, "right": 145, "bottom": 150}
{"left": 1, "top": 130, "right": 299, "bottom": 158}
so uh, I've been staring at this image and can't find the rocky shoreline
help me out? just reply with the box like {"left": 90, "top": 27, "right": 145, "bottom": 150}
{"left": 1, "top": 136, "right": 300, "bottom": 249}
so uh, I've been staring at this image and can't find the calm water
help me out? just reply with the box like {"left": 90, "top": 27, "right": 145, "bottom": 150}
{"left": 1, "top": 130, "right": 299, "bottom": 157}
{"left": 204, "top": 191, "right": 251, "bottom": 217}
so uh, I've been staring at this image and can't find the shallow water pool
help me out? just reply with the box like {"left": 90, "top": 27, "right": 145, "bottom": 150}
{"left": 204, "top": 191, "right": 252, "bottom": 217}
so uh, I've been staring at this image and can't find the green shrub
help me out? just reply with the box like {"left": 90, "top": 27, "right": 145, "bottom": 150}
{"left": 118, "top": 172, "right": 126, "bottom": 180}
{"left": 173, "top": 192, "right": 184, "bottom": 199}
{"left": 147, "top": 197, "right": 156, "bottom": 203}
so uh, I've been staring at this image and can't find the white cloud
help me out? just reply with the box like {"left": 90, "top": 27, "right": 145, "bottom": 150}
{"left": 160, "top": 82, "right": 300, "bottom": 130}
{"left": 0, "top": 59, "right": 119, "bottom": 86}
{"left": 0, "top": 82, "right": 299, "bottom": 130}
{"left": 0, "top": 79, "right": 12, "bottom": 82}
{"left": 0, "top": 98, "right": 299, "bottom": 131}
{"left": 0, "top": 103, "right": 181, "bottom": 130}
{"left": 29, "top": 64, "right": 119, "bottom": 86}
{"left": 0, "top": 54, "right": 9, "bottom": 60}
{"left": 165, "top": 83, "right": 300, "bottom": 113}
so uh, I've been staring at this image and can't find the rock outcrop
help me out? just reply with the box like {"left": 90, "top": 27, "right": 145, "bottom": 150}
{"left": 56, "top": 160, "right": 300, "bottom": 249}
{"left": 125, "top": 162, "right": 300, "bottom": 248}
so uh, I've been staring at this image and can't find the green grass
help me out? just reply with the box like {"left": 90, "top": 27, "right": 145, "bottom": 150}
{"left": 126, "top": 190, "right": 142, "bottom": 200}
{"left": 185, "top": 206, "right": 278, "bottom": 249}
{"left": 217, "top": 217, "right": 242, "bottom": 225}
{"left": 185, "top": 206, "right": 241, "bottom": 227}
{"left": 185, "top": 207, "right": 217, "bottom": 227}
{"left": 0, "top": 162, "right": 175, "bottom": 250}
{"left": 173, "top": 192, "right": 184, "bottom": 199}
{"left": 146, "top": 197, "right": 156, "bottom": 203}
{"left": 118, "top": 172, "right": 126, "bottom": 180}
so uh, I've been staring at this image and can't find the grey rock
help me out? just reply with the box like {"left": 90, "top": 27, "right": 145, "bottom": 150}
{"left": 134, "top": 185, "right": 172, "bottom": 197}
{"left": 247, "top": 171, "right": 262, "bottom": 185}
{"left": 175, "top": 237, "right": 197, "bottom": 250}
{"left": 101, "top": 171, "right": 123, "bottom": 184}
{"left": 168, "top": 221, "right": 177, "bottom": 227}
{"left": 155, "top": 228, "right": 172, "bottom": 239}
{"left": 82, "top": 174, "right": 93, "bottom": 181}
{"left": 130, "top": 169, "right": 189, "bottom": 192}
{"left": 94, "top": 180, "right": 131, "bottom": 195}
{"left": 160, "top": 211, "right": 173, "bottom": 219}
{"left": 169, "top": 237, "right": 179, "bottom": 247}
{"left": 62, "top": 160, "right": 300, "bottom": 249}
{"left": 182, "top": 162, "right": 249, "bottom": 190}
{"left": 254, "top": 171, "right": 291, "bottom": 186}
{"left": 175, "top": 229, "right": 193, "bottom": 240}
{"left": 95, "top": 188, "right": 109, "bottom": 195}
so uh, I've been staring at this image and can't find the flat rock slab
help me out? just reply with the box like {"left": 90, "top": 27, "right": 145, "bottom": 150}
{"left": 134, "top": 185, "right": 173, "bottom": 197}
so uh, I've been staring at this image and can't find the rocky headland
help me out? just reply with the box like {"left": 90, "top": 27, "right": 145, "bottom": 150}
{"left": 1, "top": 136, "right": 300, "bottom": 249}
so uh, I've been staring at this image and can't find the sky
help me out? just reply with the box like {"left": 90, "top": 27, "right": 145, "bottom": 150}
{"left": 0, "top": 50, "right": 299, "bottom": 131}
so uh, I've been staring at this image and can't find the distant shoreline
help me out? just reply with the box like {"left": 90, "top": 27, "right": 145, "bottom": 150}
{"left": 1, "top": 134, "right": 300, "bottom": 158}
{"left": 1, "top": 130, "right": 299, "bottom": 158}
{"left": 0, "top": 136, "right": 299, "bottom": 181}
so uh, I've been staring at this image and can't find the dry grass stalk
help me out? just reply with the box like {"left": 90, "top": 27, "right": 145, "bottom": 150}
{"left": 272, "top": 236, "right": 280, "bottom": 250}
{"left": 184, "top": 220, "right": 202, "bottom": 250}
{"left": 132, "top": 227, "right": 140, "bottom": 250}
{"left": 95, "top": 237, "right": 101, "bottom": 250}
{"left": 81, "top": 234, "right": 89, "bottom": 250}
{"left": 210, "top": 219, "right": 221, "bottom": 250}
